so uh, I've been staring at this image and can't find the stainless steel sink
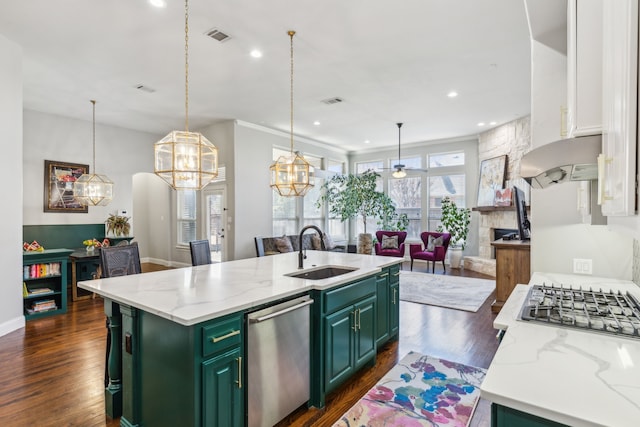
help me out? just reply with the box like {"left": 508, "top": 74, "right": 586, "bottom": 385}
{"left": 285, "top": 265, "right": 358, "bottom": 280}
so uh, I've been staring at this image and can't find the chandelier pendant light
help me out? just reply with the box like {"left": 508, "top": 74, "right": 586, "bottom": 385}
{"left": 392, "top": 122, "right": 407, "bottom": 178}
{"left": 73, "top": 100, "right": 114, "bottom": 206}
{"left": 270, "top": 30, "right": 314, "bottom": 197}
{"left": 154, "top": 0, "right": 218, "bottom": 190}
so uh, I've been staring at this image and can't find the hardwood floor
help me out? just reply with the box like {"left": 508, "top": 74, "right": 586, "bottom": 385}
{"left": 0, "top": 262, "right": 498, "bottom": 427}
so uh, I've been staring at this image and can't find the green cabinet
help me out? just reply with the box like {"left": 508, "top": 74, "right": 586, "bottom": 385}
{"left": 22, "top": 249, "right": 73, "bottom": 320}
{"left": 491, "top": 404, "right": 569, "bottom": 427}
{"left": 375, "top": 265, "right": 401, "bottom": 346}
{"left": 121, "top": 310, "right": 244, "bottom": 427}
{"left": 202, "top": 347, "right": 243, "bottom": 427}
{"left": 321, "top": 277, "right": 377, "bottom": 395}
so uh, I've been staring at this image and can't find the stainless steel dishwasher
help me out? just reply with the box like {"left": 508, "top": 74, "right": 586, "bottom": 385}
{"left": 247, "top": 295, "right": 313, "bottom": 427}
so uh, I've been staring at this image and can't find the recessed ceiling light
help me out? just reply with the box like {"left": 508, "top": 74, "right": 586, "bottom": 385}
{"left": 447, "top": 91, "right": 458, "bottom": 98}
{"left": 149, "top": 0, "right": 166, "bottom": 8}
{"left": 477, "top": 122, "right": 485, "bottom": 127}
{"left": 489, "top": 121, "right": 497, "bottom": 126}
{"left": 250, "top": 49, "right": 263, "bottom": 58}
{"left": 313, "top": 121, "right": 320, "bottom": 126}
{"left": 364, "top": 140, "right": 371, "bottom": 144}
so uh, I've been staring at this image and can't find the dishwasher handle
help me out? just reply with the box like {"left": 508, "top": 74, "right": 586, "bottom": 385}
{"left": 249, "top": 299, "right": 313, "bottom": 323}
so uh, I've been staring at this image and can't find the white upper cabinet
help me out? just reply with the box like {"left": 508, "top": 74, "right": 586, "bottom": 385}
{"left": 600, "top": 0, "right": 638, "bottom": 216}
{"left": 567, "top": 0, "right": 603, "bottom": 137}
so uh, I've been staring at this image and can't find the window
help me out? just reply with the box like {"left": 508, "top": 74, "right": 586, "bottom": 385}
{"left": 177, "top": 190, "right": 197, "bottom": 245}
{"left": 389, "top": 176, "right": 421, "bottom": 238}
{"left": 427, "top": 174, "right": 466, "bottom": 230}
{"left": 273, "top": 190, "right": 297, "bottom": 235}
{"left": 428, "top": 151, "right": 465, "bottom": 168}
{"left": 303, "top": 177, "right": 324, "bottom": 229}
{"left": 355, "top": 161, "right": 383, "bottom": 174}
{"left": 390, "top": 156, "right": 421, "bottom": 169}
{"left": 327, "top": 159, "right": 344, "bottom": 174}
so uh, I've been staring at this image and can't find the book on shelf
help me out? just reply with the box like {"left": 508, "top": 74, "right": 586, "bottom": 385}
{"left": 30, "top": 299, "right": 57, "bottom": 312}
{"left": 29, "top": 288, "right": 54, "bottom": 295}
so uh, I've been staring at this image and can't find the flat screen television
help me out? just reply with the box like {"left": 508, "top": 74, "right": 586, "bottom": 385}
{"left": 513, "top": 186, "right": 530, "bottom": 241}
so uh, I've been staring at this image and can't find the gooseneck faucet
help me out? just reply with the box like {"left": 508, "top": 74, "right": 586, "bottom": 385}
{"left": 298, "top": 225, "right": 326, "bottom": 269}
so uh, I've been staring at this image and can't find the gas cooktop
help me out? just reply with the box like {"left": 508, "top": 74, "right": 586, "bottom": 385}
{"left": 519, "top": 284, "right": 640, "bottom": 339}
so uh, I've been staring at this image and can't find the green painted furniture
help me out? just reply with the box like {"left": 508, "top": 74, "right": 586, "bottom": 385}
{"left": 118, "top": 309, "right": 244, "bottom": 427}
{"left": 375, "top": 264, "right": 401, "bottom": 347}
{"left": 22, "top": 249, "right": 73, "bottom": 319}
{"left": 491, "top": 403, "right": 569, "bottom": 427}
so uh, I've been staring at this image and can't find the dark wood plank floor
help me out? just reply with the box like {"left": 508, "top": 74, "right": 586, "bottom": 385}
{"left": 0, "top": 261, "right": 498, "bottom": 427}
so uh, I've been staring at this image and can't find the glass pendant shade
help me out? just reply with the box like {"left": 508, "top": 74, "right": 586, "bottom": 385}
{"left": 392, "top": 169, "right": 407, "bottom": 178}
{"left": 73, "top": 173, "right": 114, "bottom": 206}
{"left": 73, "top": 99, "right": 113, "bottom": 207}
{"left": 154, "top": 130, "right": 218, "bottom": 190}
{"left": 270, "top": 151, "right": 315, "bottom": 197}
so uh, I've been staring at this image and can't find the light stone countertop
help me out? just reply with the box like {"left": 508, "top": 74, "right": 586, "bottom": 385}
{"left": 481, "top": 272, "right": 640, "bottom": 427}
{"left": 79, "top": 251, "right": 402, "bottom": 326}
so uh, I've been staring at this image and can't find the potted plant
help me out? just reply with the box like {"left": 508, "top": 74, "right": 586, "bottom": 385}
{"left": 436, "top": 197, "right": 471, "bottom": 268}
{"left": 105, "top": 213, "right": 131, "bottom": 237}
{"left": 316, "top": 170, "right": 402, "bottom": 254}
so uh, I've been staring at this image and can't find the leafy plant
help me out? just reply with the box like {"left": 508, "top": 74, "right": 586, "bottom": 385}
{"left": 105, "top": 213, "right": 131, "bottom": 237}
{"left": 436, "top": 197, "right": 471, "bottom": 249}
{"left": 377, "top": 202, "right": 410, "bottom": 232}
{"left": 316, "top": 170, "right": 401, "bottom": 234}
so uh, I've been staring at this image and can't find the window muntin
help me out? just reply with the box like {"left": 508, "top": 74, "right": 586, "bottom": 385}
{"left": 177, "top": 190, "right": 197, "bottom": 245}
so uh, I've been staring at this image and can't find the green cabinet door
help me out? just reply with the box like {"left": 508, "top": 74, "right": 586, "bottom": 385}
{"left": 202, "top": 347, "right": 243, "bottom": 427}
{"left": 354, "top": 295, "right": 377, "bottom": 369}
{"left": 375, "top": 272, "right": 390, "bottom": 346}
{"left": 324, "top": 305, "right": 356, "bottom": 392}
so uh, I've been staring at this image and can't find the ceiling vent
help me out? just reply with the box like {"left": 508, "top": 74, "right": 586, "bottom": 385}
{"left": 134, "top": 84, "right": 156, "bottom": 93}
{"left": 321, "top": 97, "right": 344, "bottom": 105}
{"left": 205, "top": 28, "right": 231, "bottom": 42}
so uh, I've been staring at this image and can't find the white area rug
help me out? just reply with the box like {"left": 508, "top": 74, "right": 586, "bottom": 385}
{"left": 400, "top": 271, "right": 496, "bottom": 312}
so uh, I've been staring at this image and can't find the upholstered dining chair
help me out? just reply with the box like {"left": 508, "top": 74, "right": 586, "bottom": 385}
{"left": 189, "top": 239, "right": 212, "bottom": 266}
{"left": 410, "top": 231, "right": 451, "bottom": 273}
{"left": 374, "top": 231, "right": 407, "bottom": 258}
{"left": 99, "top": 242, "right": 141, "bottom": 388}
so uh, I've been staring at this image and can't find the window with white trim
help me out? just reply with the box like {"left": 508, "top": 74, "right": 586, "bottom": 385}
{"left": 177, "top": 189, "right": 197, "bottom": 245}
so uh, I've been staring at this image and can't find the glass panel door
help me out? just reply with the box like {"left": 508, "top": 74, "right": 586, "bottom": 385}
{"left": 203, "top": 187, "right": 226, "bottom": 263}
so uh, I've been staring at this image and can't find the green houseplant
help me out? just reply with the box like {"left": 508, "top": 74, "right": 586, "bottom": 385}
{"left": 105, "top": 213, "right": 131, "bottom": 237}
{"left": 317, "top": 170, "right": 402, "bottom": 253}
{"left": 436, "top": 197, "right": 471, "bottom": 268}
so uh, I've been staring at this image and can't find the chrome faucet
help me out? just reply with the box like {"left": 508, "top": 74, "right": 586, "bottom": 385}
{"left": 298, "top": 225, "right": 326, "bottom": 269}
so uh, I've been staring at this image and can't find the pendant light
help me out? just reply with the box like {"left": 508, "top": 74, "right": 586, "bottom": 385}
{"left": 269, "top": 30, "right": 314, "bottom": 197}
{"left": 73, "top": 100, "right": 114, "bottom": 206}
{"left": 392, "top": 123, "right": 407, "bottom": 178}
{"left": 154, "top": 0, "right": 218, "bottom": 190}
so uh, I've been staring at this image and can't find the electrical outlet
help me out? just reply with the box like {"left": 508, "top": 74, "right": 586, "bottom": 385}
{"left": 573, "top": 258, "right": 593, "bottom": 275}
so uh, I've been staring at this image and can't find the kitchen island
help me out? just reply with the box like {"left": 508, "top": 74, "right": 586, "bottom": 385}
{"left": 481, "top": 272, "right": 640, "bottom": 427}
{"left": 79, "top": 251, "right": 403, "bottom": 427}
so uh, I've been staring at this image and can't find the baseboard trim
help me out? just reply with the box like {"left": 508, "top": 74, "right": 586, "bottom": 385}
{"left": 0, "top": 315, "right": 25, "bottom": 338}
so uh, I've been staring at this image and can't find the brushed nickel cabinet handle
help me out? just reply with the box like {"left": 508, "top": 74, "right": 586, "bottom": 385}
{"left": 236, "top": 356, "right": 242, "bottom": 389}
{"left": 351, "top": 311, "right": 357, "bottom": 331}
{"left": 379, "top": 272, "right": 389, "bottom": 278}
{"left": 393, "top": 288, "right": 397, "bottom": 304}
{"left": 211, "top": 329, "right": 240, "bottom": 343}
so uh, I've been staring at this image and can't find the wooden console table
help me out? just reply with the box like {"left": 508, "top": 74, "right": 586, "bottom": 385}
{"left": 490, "top": 239, "right": 531, "bottom": 313}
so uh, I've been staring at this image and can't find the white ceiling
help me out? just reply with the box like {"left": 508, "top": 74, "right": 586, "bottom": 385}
{"left": 0, "top": 0, "right": 532, "bottom": 152}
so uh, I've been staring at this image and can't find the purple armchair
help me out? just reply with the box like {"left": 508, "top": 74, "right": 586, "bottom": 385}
{"left": 410, "top": 231, "right": 451, "bottom": 273}
{"left": 374, "top": 231, "right": 407, "bottom": 258}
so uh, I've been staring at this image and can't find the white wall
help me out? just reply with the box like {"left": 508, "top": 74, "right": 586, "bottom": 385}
{"left": 0, "top": 34, "right": 24, "bottom": 337}
{"left": 529, "top": 40, "right": 633, "bottom": 279}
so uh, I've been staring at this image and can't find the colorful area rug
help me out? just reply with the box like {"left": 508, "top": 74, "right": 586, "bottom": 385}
{"left": 399, "top": 271, "right": 495, "bottom": 312}
{"left": 333, "top": 351, "right": 487, "bottom": 427}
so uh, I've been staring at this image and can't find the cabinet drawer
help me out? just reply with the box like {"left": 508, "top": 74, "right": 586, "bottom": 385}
{"left": 324, "top": 277, "right": 376, "bottom": 314}
{"left": 202, "top": 314, "right": 243, "bottom": 358}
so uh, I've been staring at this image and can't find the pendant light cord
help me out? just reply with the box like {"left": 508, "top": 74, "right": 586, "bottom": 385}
{"left": 91, "top": 100, "right": 96, "bottom": 171}
{"left": 289, "top": 30, "right": 295, "bottom": 154}
{"left": 184, "top": 0, "right": 190, "bottom": 132}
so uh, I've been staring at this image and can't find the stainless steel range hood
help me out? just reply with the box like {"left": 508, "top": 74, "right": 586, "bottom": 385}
{"left": 520, "top": 134, "right": 601, "bottom": 188}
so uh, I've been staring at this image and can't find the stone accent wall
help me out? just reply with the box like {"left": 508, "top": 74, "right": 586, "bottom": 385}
{"left": 464, "top": 116, "right": 532, "bottom": 277}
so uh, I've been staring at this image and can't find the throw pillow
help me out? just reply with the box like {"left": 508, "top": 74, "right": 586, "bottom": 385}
{"left": 274, "top": 236, "right": 294, "bottom": 253}
{"left": 426, "top": 235, "right": 444, "bottom": 252}
{"left": 323, "top": 234, "right": 336, "bottom": 250}
{"left": 311, "top": 233, "right": 323, "bottom": 250}
{"left": 381, "top": 235, "right": 399, "bottom": 249}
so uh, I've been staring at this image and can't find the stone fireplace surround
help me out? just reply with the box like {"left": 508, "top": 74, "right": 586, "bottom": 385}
{"left": 464, "top": 209, "right": 519, "bottom": 277}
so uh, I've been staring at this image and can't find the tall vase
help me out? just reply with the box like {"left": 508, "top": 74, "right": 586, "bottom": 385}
{"left": 449, "top": 247, "right": 463, "bottom": 268}
{"left": 357, "top": 233, "right": 373, "bottom": 254}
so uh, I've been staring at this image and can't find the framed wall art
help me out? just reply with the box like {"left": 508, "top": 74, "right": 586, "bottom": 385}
{"left": 44, "top": 160, "right": 89, "bottom": 213}
{"left": 476, "top": 155, "right": 507, "bottom": 207}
